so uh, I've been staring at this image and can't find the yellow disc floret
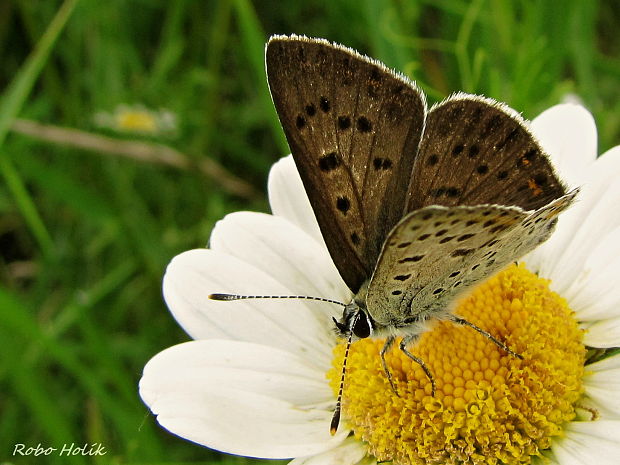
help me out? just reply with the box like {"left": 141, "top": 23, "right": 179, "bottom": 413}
{"left": 116, "top": 108, "right": 158, "bottom": 133}
{"left": 328, "top": 264, "right": 585, "bottom": 465}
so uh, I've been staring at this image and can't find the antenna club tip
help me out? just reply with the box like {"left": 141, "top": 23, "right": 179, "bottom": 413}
{"left": 208, "top": 293, "right": 234, "bottom": 300}
{"left": 329, "top": 410, "right": 341, "bottom": 435}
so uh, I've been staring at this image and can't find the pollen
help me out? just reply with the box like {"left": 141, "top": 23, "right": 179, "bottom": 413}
{"left": 328, "top": 264, "right": 586, "bottom": 465}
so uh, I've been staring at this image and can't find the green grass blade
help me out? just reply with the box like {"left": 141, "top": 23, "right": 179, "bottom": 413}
{"left": 232, "top": 0, "right": 288, "bottom": 155}
{"left": 0, "top": 0, "right": 79, "bottom": 256}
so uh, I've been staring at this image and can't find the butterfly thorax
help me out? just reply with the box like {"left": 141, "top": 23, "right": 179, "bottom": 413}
{"left": 334, "top": 280, "right": 438, "bottom": 341}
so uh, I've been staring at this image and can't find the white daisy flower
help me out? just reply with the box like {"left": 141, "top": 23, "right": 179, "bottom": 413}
{"left": 94, "top": 104, "right": 178, "bottom": 136}
{"left": 139, "top": 103, "right": 620, "bottom": 465}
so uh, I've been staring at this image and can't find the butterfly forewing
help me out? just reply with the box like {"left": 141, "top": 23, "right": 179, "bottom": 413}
{"left": 407, "top": 94, "right": 567, "bottom": 213}
{"left": 366, "top": 189, "right": 577, "bottom": 327}
{"left": 266, "top": 35, "right": 426, "bottom": 293}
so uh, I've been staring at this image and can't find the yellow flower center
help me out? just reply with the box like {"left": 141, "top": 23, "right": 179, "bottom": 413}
{"left": 116, "top": 110, "right": 157, "bottom": 133}
{"left": 328, "top": 264, "right": 586, "bottom": 465}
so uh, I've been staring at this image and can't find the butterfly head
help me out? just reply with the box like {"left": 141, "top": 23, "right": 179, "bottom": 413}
{"left": 333, "top": 298, "right": 375, "bottom": 339}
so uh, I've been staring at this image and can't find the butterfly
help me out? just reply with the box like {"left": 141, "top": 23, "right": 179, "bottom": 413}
{"left": 213, "top": 34, "right": 578, "bottom": 433}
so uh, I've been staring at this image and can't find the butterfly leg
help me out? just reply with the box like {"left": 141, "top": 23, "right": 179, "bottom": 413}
{"left": 380, "top": 336, "right": 400, "bottom": 396}
{"left": 447, "top": 315, "right": 523, "bottom": 359}
{"left": 399, "top": 335, "right": 436, "bottom": 396}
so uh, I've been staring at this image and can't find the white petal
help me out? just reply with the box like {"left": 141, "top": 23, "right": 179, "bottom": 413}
{"left": 141, "top": 340, "right": 332, "bottom": 407}
{"left": 162, "top": 249, "right": 337, "bottom": 367}
{"left": 583, "top": 317, "right": 620, "bottom": 348}
{"left": 566, "top": 226, "right": 620, "bottom": 321}
{"left": 551, "top": 420, "right": 620, "bottom": 465}
{"left": 209, "top": 211, "right": 349, "bottom": 303}
{"left": 550, "top": 179, "right": 620, "bottom": 292}
{"left": 530, "top": 104, "right": 597, "bottom": 188}
{"left": 289, "top": 437, "right": 370, "bottom": 465}
{"left": 527, "top": 146, "right": 620, "bottom": 294}
{"left": 583, "top": 354, "right": 620, "bottom": 418}
{"left": 140, "top": 340, "right": 348, "bottom": 459}
{"left": 268, "top": 155, "right": 325, "bottom": 245}
{"left": 588, "top": 353, "right": 620, "bottom": 371}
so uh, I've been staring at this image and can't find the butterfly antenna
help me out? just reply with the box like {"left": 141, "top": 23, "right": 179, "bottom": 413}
{"left": 212, "top": 291, "right": 351, "bottom": 434}
{"left": 209, "top": 293, "right": 346, "bottom": 307}
{"left": 330, "top": 313, "right": 358, "bottom": 435}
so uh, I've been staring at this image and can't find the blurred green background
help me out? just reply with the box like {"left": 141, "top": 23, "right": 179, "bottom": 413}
{"left": 0, "top": 0, "right": 618, "bottom": 464}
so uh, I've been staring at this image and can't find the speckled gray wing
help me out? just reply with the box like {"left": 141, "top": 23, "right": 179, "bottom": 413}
{"left": 266, "top": 35, "right": 426, "bottom": 293}
{"left": 366, "top": 189, "right": 578, "bottom": 327}
{"left": 407, "top": 94, "right": 567, "bottom": 212}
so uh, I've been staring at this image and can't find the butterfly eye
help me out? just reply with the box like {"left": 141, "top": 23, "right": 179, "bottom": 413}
{"left": 352, "top": 311, "right": 372, "bottom": 338}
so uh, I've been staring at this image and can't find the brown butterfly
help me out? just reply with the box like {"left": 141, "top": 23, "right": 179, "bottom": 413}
{"left": 213, "top": 35, "right": 577, "bottom": 433}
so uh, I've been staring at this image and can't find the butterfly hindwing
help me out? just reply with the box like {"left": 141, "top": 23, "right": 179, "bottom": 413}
{"left": 266, "top": 35, "right": 426, "bottom": 292}
{"left": 366, "top": 205, "right": 527, "bottom": 326}
{"left": 366, "top": 189, "right": 577, "bottom": 327}
{"left": 494, "top": 189, "right": 580, "bottom": 264}
{"left": 407, "top": 94, "right": 567, "bottom": 213}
